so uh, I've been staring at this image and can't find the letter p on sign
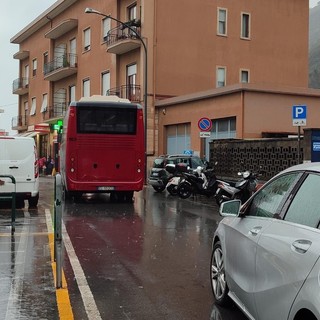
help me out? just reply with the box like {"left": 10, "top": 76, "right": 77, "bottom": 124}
{"left": 292, "top": 105, "right": 307, "bottom": 126}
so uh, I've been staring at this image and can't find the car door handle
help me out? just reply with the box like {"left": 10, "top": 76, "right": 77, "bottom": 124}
{"left": 291, "top": 240, "right": 312, "bottom": 254}
{"left": 9, "top": 166, "right": 19, "bottom": 169}
{"left": 249, "top": 226, "right": 262, "bottom": 236}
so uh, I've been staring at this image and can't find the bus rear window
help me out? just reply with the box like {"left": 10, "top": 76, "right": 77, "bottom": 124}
{"left": 77, "top": 106, "right": 137, "bottom": 134}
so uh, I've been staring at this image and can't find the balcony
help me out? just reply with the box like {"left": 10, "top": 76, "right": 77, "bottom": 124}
{"left": 44, "top": 53, "right": 78, "bottom": 82}
{"left": 12, "top": 77, "right": 29, "bottom": 95}
{"left": 45, "top": 19, "right": 78, "bottom": 39}
{"left": 107, "top": 85, "right": 141, "bottom": 103}
{"left": 42, "top": 103, "right": 67, "bottom": 121}
{"left": 105, "top": 25, "right": 141, "bottom": 55}
{"left": 13, "top": 50, "right": 29, "bottom": 60}
{"left": 12, "top": 115, "right": 28, "bottom": 131}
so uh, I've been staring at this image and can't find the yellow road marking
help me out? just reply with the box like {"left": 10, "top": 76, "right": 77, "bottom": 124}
{"left": 48, "top": 229, "right": 74, "bottom": 319}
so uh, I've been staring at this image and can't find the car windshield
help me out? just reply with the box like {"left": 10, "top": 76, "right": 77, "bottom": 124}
{"left": 153, "top": 158, "right": 165, "bottom": 168}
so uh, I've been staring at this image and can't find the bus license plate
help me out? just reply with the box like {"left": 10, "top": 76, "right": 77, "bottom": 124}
{"left": 97, "top": 186, "right": 115, "bottom": 191}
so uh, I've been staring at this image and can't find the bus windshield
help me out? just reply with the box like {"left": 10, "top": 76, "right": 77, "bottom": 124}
{"left": 77, "top": 106, "right": 137, "bottom": 134}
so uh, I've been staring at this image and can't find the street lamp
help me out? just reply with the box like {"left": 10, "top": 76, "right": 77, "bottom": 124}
{"left": 85, "top": 7, "right": 148, "bottom": 183}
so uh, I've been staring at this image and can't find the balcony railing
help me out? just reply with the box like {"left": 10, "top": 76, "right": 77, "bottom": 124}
{"left": 12, "top": 77, "right": 29, "bottom": 95}
{"left": 12, "top": 115, "right": 28, "bottom": 130}
{"left": 107, "top": 85, "right": 141, "bottom": 103}
{"left": 105, "top": 25, "right": 141, "bottom": 55}
{"left": 44, "top": 53, "right": 78, "bottom": 81}
{"left": 42, "top": 103, "right": 67, "bottom": 121}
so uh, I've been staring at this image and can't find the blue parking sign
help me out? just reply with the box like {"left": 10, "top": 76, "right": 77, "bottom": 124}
{"left": 292, "top": 105, "right": 307, "bottom": 126}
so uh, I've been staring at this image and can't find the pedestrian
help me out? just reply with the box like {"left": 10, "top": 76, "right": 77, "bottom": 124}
{"left": 45, "top": 156, "right": 54, "bottom": 175}
{"left": 38, "top": 156, "right": 47, "bottom": 176}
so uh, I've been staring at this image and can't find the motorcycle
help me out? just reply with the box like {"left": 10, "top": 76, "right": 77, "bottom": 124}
{"left": 177, "top": 166, "right": 219, "bottom": 199}
{"left": 165, "top": 163, "right": 190, "bottom": 195}
{"left": 214, "top": 169, "right": 261, "bottom": 205}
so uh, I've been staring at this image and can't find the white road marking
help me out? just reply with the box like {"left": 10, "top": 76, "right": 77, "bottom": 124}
{"left": 45, "top": 209, "right": 102, "bottom": 320}
{"left": 5, "top": 212, "right": 29, "bottom": 320}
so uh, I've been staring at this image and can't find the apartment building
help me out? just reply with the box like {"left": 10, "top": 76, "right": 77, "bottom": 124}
{"left": 11, "top": 0, "right": 312, "bottom": 166}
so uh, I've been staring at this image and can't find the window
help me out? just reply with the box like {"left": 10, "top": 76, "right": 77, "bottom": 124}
{"left": 83, "top": 79, "right": 90, "bottom": 97}
{"left": 40, "top": 94, "right": 48, "bottom": 113}
{"left": 128, "top": 4, "right": 137, "bottom": 20}
{"left": 127, "top": 64, "right": 137, "bottom": 100}
{"left": 102, "top": 71, "right": 110, "bottom": 96}
{"left": 241, "top": 13, "right": 250, "bottom": 39}
{"left": 103, "top": 18, "right": 111, "bottom": 41}
{"left": 246, "top": 173, "right": 300, "bottom": 218}
{"left": 216, "top": 67, "right": 226, "bottom": 87}
{"left": 24, "top": 65, "right": 29, "bottom": 86}
{"left": 77, "top": 106, "right": 137, "bottom": 134}
{"left": 83, "top": 28, "right": 91, "bottom": 51}
{"left": 32, "top": 59, "right": 37, "bottom": 76}
{"left": 166, "top": 124, "right": 191, "bottom": 154}
{"left": 284, "top": 174, "right": 320, "bottom": 228}
{"left": 211, "top": 117, "right": 236, "bottom": 139}
{"left": 69, "top": 85, "right": 76, "bottom": 104}
{"left": 70, "top": 38, "right": 77, "bottom": 66}
{"left": 217, "top": 8, "right": 227, "bottom": 36}
{"left": 128, "top": 4, "right": 137, "bottom": 37}
{"left": 43, "top": 52, "right": 48, "bottom": 73}
{"left": 240, "top": 69, "right": 249, "bottom": 83}
{"left": 30, "top": 97, "right": 37, "bottom": 116}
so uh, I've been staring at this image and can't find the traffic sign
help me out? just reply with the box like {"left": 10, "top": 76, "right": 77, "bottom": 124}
{"left": 292, "top": 105, "right": 307, "bottom": 126}
{"left": 200, "top": 132, "right": 211, "bottom": 138}
{"left": 198, "top": 117, "right": 212, "bottom": 131}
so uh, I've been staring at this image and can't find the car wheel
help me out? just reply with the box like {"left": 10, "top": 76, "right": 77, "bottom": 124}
{"left": 28, "top": 194, "right": 39, "bottom": 208}
{"left": 167, "top": 184, "right": 178, "bottom": 196}
{"left": 210, "top": 241, "right": 230, "bottom": 306}
{"left": 177, "top": 182, "right": 192, "bottom": 199}
{"left": 152, "top": 186, "right": 166, "bottom": 192}
{"left": 16, "top": 198, "right": 25, "bottom": 209}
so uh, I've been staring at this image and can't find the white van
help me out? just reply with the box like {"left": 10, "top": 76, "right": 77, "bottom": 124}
{"left": 0, "top": 136, "right": 39, "bottom": 208}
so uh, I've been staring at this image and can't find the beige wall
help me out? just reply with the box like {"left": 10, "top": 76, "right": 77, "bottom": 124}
{"left": 11, "top": 0, "right": 311, "bottom": 163}
{"left": 156, "top": 85, "right": 320, "bottom": 156}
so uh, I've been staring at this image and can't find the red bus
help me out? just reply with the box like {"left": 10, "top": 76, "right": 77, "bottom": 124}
{"left": 59, "top": 95, "right": 145, "bottom": 202}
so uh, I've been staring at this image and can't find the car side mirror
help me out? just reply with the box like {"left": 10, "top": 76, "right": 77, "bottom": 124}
{"left": 219, "top": 200, "right": 241, "bottom": 217}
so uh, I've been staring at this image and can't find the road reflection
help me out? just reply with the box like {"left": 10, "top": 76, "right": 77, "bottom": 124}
{"left": 61, "top": 187, "right": 246, "bottom": 320}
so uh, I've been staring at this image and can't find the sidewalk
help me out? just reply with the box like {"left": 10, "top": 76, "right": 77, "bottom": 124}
{"left": 0, "top": 185, "right": 61, "bottom": 319}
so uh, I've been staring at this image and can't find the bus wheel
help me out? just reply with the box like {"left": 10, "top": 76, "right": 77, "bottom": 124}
{"left": 73, "top": 193, "right": 83, "bottom": 203}
{"left": 124, "top": 191, "right": 134, "bottom": 203}
{"left": 64, "top": 189, "right": 72, "bottom": 200}
{"left": 110, "top": 192, "right": 117, "bottom": 202}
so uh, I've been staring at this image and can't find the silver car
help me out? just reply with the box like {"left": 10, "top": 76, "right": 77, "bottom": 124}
{"left": 210, "top": 162, "right": 320, "bottom": 320}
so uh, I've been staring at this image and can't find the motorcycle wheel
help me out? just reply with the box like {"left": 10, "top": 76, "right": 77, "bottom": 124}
{"left": 152, "top": 185, "right": 166, "bottom": 192}
{"left": 167, "top": 184, "right": 178, "bottom": 196}
{"left": 177, "top": 182, "right": 192, "bottom": 199}
{"left": 215, "top": 190, "right": 226, "bottom": 206}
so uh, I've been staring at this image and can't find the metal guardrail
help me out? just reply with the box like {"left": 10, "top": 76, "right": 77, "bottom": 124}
{"left": 54, "top": 173, "right": 63, "bottom": 288}
{"left": 0, "top": 175, "right": 16, "bottom": 234}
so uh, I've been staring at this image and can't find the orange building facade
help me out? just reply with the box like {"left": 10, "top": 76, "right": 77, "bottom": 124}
{"left": 10, "top": 0, "right": 315, "bottom": 169}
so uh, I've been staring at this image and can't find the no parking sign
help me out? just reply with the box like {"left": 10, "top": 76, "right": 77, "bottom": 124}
{"left": 198, "top": 117, "right": 212, "bottom": 131}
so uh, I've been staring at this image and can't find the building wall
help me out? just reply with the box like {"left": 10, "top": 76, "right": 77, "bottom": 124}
{"left": 156, "top": 84, "right": 320, "bottom": 156}
{"left": 11, "top": 0, "right": 311, "bottom": 164}
{"left": 154, "top": 0, "right": 309, "bottom": 97}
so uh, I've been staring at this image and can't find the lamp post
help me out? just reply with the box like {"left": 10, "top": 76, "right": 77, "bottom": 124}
{"left": 85, "top": 7, "right": 148, "bottom": 183}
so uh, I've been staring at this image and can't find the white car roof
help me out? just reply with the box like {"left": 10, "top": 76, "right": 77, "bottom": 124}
{"left": 280, "top": 162, "right": 320, "bottom": 174}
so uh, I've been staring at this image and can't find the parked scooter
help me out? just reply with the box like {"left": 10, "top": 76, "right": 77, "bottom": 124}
{"left": 165, "top": 163, "right": 189, "bottom": 195}
{"left": 214, "top": 169, "right": 261, "bottom": 205}
{"left": 177, "top": 166, "right": 219, "bottom": 199}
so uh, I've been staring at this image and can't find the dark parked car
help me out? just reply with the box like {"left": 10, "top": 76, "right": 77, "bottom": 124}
{"left": 148, "top": 154, "right": 205, "bottom": 192}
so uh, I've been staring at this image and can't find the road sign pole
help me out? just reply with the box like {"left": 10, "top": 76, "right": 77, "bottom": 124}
{"left": 298, "top": 126, "right": 301, "bottom": 164}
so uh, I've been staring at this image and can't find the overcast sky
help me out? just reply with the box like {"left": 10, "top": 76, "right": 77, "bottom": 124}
{"left": 0, "top": 0, "right": 319, "bottom": 135}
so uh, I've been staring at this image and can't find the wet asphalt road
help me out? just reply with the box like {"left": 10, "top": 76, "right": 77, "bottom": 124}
{"left": 1, "top": 176, "right": 248, "bottom": 320}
